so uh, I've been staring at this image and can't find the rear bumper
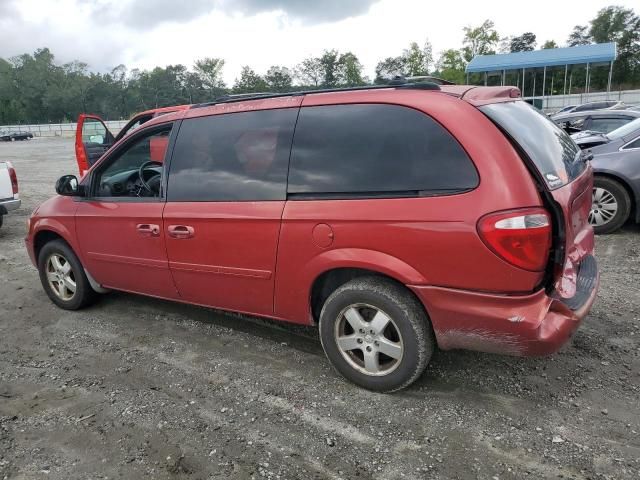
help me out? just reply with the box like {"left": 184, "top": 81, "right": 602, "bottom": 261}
{"left": 410, "top": 257, "right": 599, "bottom": 357}
{"left": 0, "top": 198, "right": 21, "bottom": 214}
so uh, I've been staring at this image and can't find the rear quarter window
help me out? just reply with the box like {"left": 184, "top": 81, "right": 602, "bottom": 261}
{"left": 481, "top": 102, "right": 585, "bottom": 189}
{"left": 288, "top": 104, "right": 478, "bottom": 197}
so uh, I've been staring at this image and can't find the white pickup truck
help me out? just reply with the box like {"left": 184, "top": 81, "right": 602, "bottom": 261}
{"left": 0, "top": 161, "right": 20, "bottom": 228}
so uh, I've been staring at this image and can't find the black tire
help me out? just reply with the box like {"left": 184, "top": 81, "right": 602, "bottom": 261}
{"left": 591, "top": 177, "right": 631, "bottom": 234}
{"left": 319, "top": 276, "right": 434, "bottom": 392}
{"left": 37, "top": 239, "right": 97, "bottom": 310}
{"left": 0, "top": 215, "right": 3, "bottom": 228}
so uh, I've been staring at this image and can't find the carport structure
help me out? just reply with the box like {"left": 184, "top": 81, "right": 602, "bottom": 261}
{"left": 465, "top": 43, "right": 617, "bottom": 104}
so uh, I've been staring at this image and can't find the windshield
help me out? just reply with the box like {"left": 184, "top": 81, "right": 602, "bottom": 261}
{"left": 481, "top": 101, "right": 585, "bottom": 190}
{"left": 607, "top": 118, "right": 640, "bottom": 140}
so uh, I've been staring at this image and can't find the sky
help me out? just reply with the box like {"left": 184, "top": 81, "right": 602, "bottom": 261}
{"left": 0, "top": 0, "right": 637, "bottom": 84}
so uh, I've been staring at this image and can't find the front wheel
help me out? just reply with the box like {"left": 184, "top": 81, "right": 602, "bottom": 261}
{"left": 590, "top": 177, "right": 631, "bottom": 234}
{"left": 319, "top": 277, "right": 434, "bottom": 392}
{"left": 37, "top": 239, "right": 97, "bottom": 310}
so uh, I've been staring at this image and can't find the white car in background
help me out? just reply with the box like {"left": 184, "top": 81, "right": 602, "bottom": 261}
{"left": 0, "top": 161, "right": 20, "bottom": 228}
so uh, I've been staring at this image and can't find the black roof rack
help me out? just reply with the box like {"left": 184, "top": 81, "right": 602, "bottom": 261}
{"left": 190, "top": 78, "right": 442, "bottom": 109}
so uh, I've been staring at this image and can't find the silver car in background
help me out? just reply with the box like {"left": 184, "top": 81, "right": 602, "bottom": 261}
{"left": 582, "top": 118, "right": 640, "bottom": 233}
{"left": 552, "top": 109, "right": 640, "bottom": 136}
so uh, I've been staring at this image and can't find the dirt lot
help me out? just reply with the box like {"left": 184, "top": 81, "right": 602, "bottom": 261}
{"left": 0, "top": 137, "right": 638, "bottom": 480}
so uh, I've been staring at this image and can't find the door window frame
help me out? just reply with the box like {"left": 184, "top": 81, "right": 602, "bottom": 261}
{"left": 83, "top": 121, "right": 180, "bottom": 203}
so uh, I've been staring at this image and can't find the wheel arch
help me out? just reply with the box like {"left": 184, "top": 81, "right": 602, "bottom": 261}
{"left": 32, "top": 226, "right": 108, "bottom": 294}
{"left": 33, "top": 229, "right": 67, "bottom": 262}
{"left": 32, "top": 220, "right": 80, "bottom": 262}
{"left": 309, "top": 267, "right": 429, "bottom": 325}
{"left": 31, "top": 219, "right": 84, "bottom": 267}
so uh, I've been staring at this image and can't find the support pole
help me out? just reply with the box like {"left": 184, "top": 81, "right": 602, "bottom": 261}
{"left": 569, "top": 73, "right": 572, "bottom": 95}
{"left": 466, "top": 73, "right": 469, "bottom": 84}
{"left": 607, "top": 60, "right": 613, "bottom": 97}
{"left": 502, "top": 69, "right": 505, "bottom": 86}
{"left": 563, "top": 64, "right": 568, "bottom": 95}
{"left": 585, "top": 63, "right": 590, "bottom": 94}
{"left": 542, "top": 66, "right": 547, "bottom": 108}
{"left": 533, "top": 72, "right": 536, "bottom": 100}
{"left": 484, "top": 72, "right": 487, "bottom": 86}
{"left": 522, "top": 68, "right": 525, "bottom": 95}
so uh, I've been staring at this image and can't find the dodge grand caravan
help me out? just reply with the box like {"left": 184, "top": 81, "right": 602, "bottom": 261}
{"left": 25, "top": 83, "right": 599, "bottom": 392}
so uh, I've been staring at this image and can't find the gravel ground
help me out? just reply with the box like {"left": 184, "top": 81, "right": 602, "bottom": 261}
{"left": 0, "top": 137, "right": 638, "bottom": 480}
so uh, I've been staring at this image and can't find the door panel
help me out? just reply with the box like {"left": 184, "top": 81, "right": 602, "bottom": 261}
{"left": 163, "top": 202, "right": 285, "bottom": 315}
{"left": 75, "top": 114, "right": 115, "bottom": 175}
{"left": 163, "top": 106, "right": 299, "bottom": 316}
{"left": 76, "top": 201, "right": 178, "bottom": 299}
{"left": 74, "top": 124, "right": 177, "bottom": 299}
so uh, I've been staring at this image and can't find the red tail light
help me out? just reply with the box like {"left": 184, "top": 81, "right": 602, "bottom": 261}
{"left": 478, "top": 208, "right": 551, "bottom": 271}
{"left": 7, "top": 162, "right": 18, "bottom": 195}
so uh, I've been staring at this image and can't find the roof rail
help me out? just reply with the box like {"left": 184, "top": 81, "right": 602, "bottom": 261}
{"left": 190, "top": 79, "right": 442, "bottom": 109}
{"left": 406, "top": 75, "right": 456, "bottom": 86}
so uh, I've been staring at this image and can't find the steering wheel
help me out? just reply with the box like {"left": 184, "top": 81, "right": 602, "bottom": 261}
{"left": 138, "top": 161, "right": 162, "bottom": 194}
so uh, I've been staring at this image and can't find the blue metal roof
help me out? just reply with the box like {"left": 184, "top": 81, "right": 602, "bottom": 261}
{"left": 465, "top": 42, "right": 616, "bottom": 73}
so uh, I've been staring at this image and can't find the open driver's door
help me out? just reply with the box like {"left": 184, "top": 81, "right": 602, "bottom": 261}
{"left": 75, "top": 114, "right": 115, "bottom": 177}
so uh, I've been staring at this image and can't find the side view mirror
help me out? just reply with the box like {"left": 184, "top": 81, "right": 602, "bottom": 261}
{"left": 89, "top": 134, "right": 104, "bottom": 144}
{"left": 55, "top": 175, "right": 83, "bottom": 196}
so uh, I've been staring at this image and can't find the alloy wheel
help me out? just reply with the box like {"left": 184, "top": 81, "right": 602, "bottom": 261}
{"left": 589, "top": 187, "right": 618, "bottom": 227}
{"left": 334, "top": 303, "right": 404, "bottom": 376}
{"left": 46, "top": 254, "right": 76, "bottom": 301}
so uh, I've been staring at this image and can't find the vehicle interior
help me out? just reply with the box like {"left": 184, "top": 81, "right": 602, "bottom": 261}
{"left": 94, "top": 129, "right": 170, "bottom": 198}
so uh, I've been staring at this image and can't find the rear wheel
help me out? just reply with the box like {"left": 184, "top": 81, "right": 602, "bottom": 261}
{"left": 590, "top": 177, "right": 631, "bottom": 234}
{"left": 37, "top": 240, "right": 97, "bottom": 310}
{"left": 319, "top": 276, "right": 434, "bottom": 392}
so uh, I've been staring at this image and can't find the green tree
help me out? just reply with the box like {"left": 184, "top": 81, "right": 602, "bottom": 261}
{"left": 137, "top": 65, "right": 190, "bottom": 109}
{"left": 264, "top": 66, "right": 293, "bottom": 92}
{"left": 541, "top": 40, "right": 558, "bottom": 49}
{"left": 182, "top": 71, "right": 207, "bottom": 103}
{"left": 510, "top": 32, "right": 537, "bottom": 52}
{"left": 403, "top": 40, "right": 432, "bottom": 76}
{"left": 193, "top": 57, "right": 226, "bottom": 97}
{"left": 374, "top": 56, "right": 407, "bottom": 83}
{"left": 319, "top": 49, "right": 341, "bottom": 87}
{"left": 462, "top": 20, "right": 499, "bottom": 61}
{"left": 435, "top": 49, "right": 466, "bottom": 84}
{"left": 0, "top": 57, "right": 21, "bottom": 123}
{"left": 498, "top": 36, "right": 512, "bottom": 53}
{"left": 295, "top": 57, "right": 323, "bottom": 87}
{"left": 567, "top": 25, "right": 592, "bottom": 46}
{"left": 233, "top": 66, "right": 268, "bottom": 93}
{"left": 338, "top": 52, "right": 365, "bottom": 86}
{"left": 589, "top": 6, "right": 640, "bottom": 87}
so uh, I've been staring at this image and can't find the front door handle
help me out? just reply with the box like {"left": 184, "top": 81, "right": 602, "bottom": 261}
{"left": 168, "top": 225, "right": 195, "bottom": 239}
{"left": 136, "top": 223, "right": 160, "bottom": 237}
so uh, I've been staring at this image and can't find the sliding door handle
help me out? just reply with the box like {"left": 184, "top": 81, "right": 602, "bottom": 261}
{"left": 168, "top": 225, "right": 195, "bottom": 239}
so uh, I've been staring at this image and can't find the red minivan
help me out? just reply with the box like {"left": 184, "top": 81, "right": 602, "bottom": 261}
{"left": 26, "top": 82, "right": 599, "bottom": 392}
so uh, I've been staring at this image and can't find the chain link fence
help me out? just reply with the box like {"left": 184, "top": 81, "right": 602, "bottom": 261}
{"left": 0, "top": 121, "right": 128, "bottom": 138}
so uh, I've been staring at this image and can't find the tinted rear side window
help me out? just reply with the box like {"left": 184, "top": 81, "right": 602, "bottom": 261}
{"left": 168, "top": 108, "right": 298, "bottom": 201}
{"left": 481, "top": 102, "right": 585, "bottom": 189}
{"left": 288, "top": 104, "right": 478, "bottom": 196}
